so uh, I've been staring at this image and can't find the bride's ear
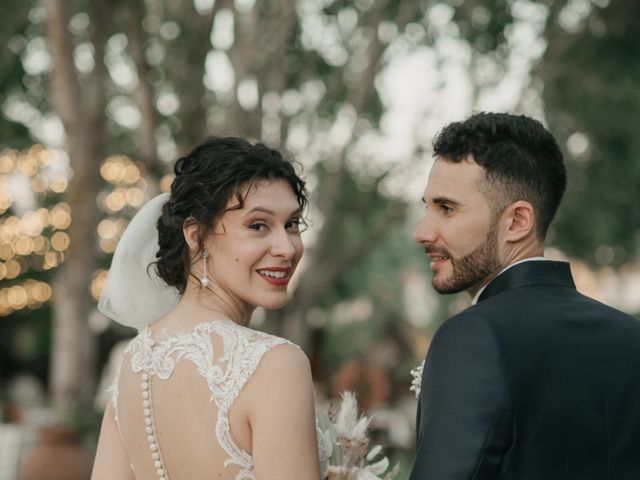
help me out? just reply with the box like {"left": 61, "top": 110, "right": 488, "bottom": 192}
{"left": 182, "top": 217, "right": 201, "bottom": 254}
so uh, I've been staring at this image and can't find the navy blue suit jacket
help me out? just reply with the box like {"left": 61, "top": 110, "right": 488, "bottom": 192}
{"left": 410, "top": 261, "right": 640, "bottom": 479}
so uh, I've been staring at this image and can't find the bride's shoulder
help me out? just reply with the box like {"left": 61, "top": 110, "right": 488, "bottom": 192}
{"left": 259, "top": 339, "right": 308, "bottom": 368}
{"left": 198, "top": 320, "right": 307, "bottom": 371}
{"left": 203, "top": 323, "right": 313, "bottom": 403}
{"left": 225, "top": 321, "right": 298, "bottom": 350}
{"left": 245, "top": 339, "right": 312, "bottom": 397}
{"left": 236, "top": 328, "right": 310, "bottom": 383}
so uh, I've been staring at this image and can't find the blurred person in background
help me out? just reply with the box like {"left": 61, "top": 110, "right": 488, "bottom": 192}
{"left": 410, "top": 112, "right": 640, "bottom": 479}
{"left": 91, "top": 138, "right": 321, "bottom": 480}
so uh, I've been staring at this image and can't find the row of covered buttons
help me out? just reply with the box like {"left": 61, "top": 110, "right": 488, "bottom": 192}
{"left": 141, "top": 372, "right": 167, "bottom": 480}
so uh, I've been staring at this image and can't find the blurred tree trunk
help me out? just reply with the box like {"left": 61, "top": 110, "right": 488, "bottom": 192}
{"left": 225, "top": 0, "right": 298, "bottom": 142}
{"left": 121, "top": 0, "right": 161, "bottom": 186}
{"left": 44, "top": 0, "right": 109, "bottom": 420}
{"left": 267, "top": 0, "right": 421, "bottom": 350}
{"left": 167, "top": 0, "right": 222, "bottom": 149}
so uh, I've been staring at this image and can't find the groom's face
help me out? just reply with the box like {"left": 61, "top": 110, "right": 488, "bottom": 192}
{"left": 413, "top": 157, "right": 502, "bottom": 296}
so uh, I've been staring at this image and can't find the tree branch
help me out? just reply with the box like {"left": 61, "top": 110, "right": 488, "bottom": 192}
{"left": 121, "top": 0, "right": 160, "bottom": 178}
{"left": 295, "top": 203, "right": 406, "bottom": 312}
{"left": 169, "top": 0, "right": 222, "bottom": 149}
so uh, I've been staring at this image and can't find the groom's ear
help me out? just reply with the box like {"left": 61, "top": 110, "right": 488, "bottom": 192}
{"left": 502, "top": 200, "right": 536, "bottom": 242}
{"left": 182, "top": 217, "right": 201, "bottom": 253}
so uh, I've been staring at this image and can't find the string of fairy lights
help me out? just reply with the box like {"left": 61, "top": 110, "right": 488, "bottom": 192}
{"left": 0, "top": 145, "right": 173, "bottom": 317}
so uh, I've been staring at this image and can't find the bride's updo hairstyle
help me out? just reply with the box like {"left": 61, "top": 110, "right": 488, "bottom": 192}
{"left": 155, "top": 137, "right": 307, "bottom": 294}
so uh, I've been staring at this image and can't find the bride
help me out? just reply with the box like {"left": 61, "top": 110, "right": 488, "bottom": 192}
{"left": 91, "top": 138, "right": 321, "bottom": 479}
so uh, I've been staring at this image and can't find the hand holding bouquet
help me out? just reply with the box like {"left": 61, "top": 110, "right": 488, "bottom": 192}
{"left": 317, "top": 392, "right": 399, "bottom": 480}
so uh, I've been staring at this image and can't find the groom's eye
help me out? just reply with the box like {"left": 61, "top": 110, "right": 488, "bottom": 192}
{"left": 441, "top": 205, "right": 454, "bottom": 214}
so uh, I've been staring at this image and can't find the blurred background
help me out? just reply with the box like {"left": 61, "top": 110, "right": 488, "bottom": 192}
{"left": 1, "top": 0, "right": 639, "bottom": 478}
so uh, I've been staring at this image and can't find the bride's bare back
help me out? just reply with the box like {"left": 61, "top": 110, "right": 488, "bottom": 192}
{"left": 94, "top": 319, "right": 319, "bottom": 480}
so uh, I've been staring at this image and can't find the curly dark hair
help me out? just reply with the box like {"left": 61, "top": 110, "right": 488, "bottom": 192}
{"left": 432, "top": 112, "right": 566, "bottom": 240}
{"left": 155, "top": 137, "right": 307, "bottom": 293}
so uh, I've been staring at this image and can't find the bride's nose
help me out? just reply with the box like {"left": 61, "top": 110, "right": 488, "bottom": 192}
{"left": 269, "top": 228, "right": 297, "bottom": 259}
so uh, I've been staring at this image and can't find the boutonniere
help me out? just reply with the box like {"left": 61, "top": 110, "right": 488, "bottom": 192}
{"left": 409, "top": 360, "right": 424, "bottom": 399}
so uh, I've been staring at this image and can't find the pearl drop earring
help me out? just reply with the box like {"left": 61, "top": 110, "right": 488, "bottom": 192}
{"left": 201, "top": 250, "right": 209, "bottom": 287}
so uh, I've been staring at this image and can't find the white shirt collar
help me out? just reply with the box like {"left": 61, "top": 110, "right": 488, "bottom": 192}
{"left": 471, "top": 256, "right": 546, "bottom": 305}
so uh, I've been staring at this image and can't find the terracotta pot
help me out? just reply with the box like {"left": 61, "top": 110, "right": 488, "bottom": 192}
{"left": 17, "top": 427, "right": 92, "bottom": 480}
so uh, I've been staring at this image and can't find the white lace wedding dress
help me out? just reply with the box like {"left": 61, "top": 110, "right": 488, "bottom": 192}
{"left": 109, "top": 318, "right": 315, "bottom": 480}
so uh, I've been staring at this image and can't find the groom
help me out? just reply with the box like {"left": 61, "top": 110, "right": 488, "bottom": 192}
{"left": 410, "top": 112, "right": 640, "bottom": 479}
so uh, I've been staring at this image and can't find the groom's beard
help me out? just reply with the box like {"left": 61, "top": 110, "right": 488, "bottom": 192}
{"left": 429, "top": 223, "right": 501, "bottom": 295}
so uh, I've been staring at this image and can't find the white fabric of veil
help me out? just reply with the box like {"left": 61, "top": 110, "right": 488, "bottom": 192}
{"left": 98, "top": 193, "right": 181, "bottom": 330}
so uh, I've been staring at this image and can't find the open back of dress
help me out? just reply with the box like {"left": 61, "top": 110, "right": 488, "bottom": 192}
{"left": 110, "top": 319, "right": 289, "bottom": 480}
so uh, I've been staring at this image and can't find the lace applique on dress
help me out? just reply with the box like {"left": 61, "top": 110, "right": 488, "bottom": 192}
{"left": 109, "top": 320, "right": 291, "bottom": 480}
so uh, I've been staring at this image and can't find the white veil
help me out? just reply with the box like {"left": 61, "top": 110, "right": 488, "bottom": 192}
{"left": 98, "top": 193, "right": 181, "bottom": 330}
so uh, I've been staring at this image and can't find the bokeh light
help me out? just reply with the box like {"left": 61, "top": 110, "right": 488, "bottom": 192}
{"left": 125, "top": 187, "right": 145, "bottom": 207}
{"left": 21, "top": 211, "right": 45, "bottom": 236}
{"left": 50, "top": 177, "right": 69, "bottom": 193}
{"left": 90, "top": 269, "right": 108, "bottom": 300}
{"left": 14, "top": 236, "right": 35, "bottom": 256}
{"left": 105, "top": 190, "right": 127, "bottom": 212}
{"left": 50, "top": 231, "right": 70, "bottom": 251}
{"left": 0, "top": 192, "right": 12, "bottom": 214}
{"left": 50, "top": 203, "right": 72, "bottom": 229}
{"left": 160, "top": 174, "right": 174, "bottom": 192}
{"left": 33, "top": 235, "right": 49, "bottom": 255}
{"left": 0, "top": 279, "right": 53, "bottom": 316}
{"left": 43, "top": 251, "right": 60, "bottom": 269}
{"left": 97, "top": 219, "right": 118, "bottom": 240}
{"left": 0, "top": 244, "right": 15, "bottom": 261}
{"left": 98, "top": 237, "right": 118, "bottom": 254}
{"left": 0, "top": 151, "right": 16, "bottom": 173}
{"left": 4, "top": 259, "right": 22, "bottom": 279}
{"left": 123, "top": 164, "right": 141, "bottom": 184}
{"left": 100, "top": 155, "right": 143, "bottom": 185}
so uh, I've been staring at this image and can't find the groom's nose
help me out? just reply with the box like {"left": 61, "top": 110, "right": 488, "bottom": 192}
{"left": 413, "top": 214, "right": 437, "bottom": 245}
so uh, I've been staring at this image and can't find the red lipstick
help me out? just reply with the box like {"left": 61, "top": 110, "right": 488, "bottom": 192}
{"left": 256, "top": 267, "right": 292, "bottom": 286}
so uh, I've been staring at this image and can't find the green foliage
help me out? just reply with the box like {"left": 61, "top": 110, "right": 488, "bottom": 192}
{"left": 450, "top": 0, "right": 514, "bottom": 54}
{"left": 311, "top": 165, "right": 409, "bottom": 308}
{"left": 0, "top": 305, "right": 52, "bottom": 387}
{"left": 0, "top": 0, "right": 37, "bottom": 150}
{"left": 312, "top": 166, "right": 424, "bottom": 369}
{"left": 539, "top": 0, "right": 640, "bottom": 265}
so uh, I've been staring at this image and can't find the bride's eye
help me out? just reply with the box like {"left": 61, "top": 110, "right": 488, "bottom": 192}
{"left": 285, "top": 219, "right": 301, "bottom": 232}
{"left": 249, "top": 222, "right": 268, "bottom": 231}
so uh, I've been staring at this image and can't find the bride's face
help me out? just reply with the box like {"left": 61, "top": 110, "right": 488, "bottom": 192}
{"left": 203, "top": 179, "right": 304, "bottom": 312}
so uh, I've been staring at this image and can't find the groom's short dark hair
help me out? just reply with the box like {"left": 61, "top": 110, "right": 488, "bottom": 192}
{"left": 433, "top": 112, "right": 566, "bottom": 240}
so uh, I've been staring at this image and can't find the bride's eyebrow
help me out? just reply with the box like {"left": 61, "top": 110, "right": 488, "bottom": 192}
{"left": 246, "top": 207, "right": 274, "bottom": 215}
{"left": 245, "top": 207, "right": 302, "bottom": 216}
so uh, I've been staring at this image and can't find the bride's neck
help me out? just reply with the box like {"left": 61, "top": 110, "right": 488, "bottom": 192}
{"left": 178, "top": 277, "right": 254, "bottom": 327}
